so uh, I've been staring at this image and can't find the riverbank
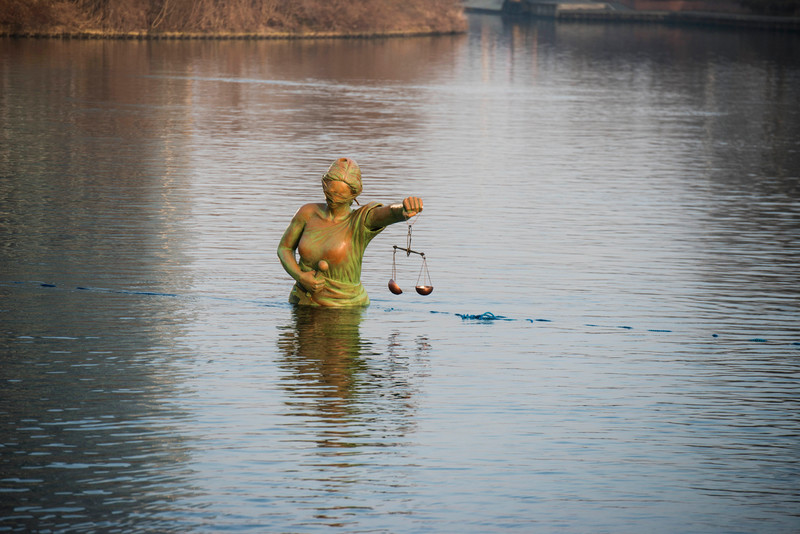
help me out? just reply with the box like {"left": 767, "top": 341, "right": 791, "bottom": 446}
{"left": 0, "top": 0, "right": 467, "bottom": 39}
{"left": 0, "top": 29, "right": 467, "bottom": 40}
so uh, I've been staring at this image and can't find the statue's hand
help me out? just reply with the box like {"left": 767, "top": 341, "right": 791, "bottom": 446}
{"left": 402, "top": 197, "right": 423, "bottom": 219}
{"left": 299, "top": 270, "right": 324, "bottom": 294}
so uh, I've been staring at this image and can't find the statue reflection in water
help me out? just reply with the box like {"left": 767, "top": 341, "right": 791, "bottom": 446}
{"left": 276, "top": 306, "right": 427, "bottom": 451}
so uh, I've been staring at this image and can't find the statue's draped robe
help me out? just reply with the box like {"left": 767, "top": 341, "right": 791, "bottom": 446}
{"left": 289, "top": 202, "right": 384, "bottom": 307}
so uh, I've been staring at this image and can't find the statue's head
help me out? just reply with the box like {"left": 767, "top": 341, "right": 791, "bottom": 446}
{"left": 322, "top": 157, "right": 362, "bottom": 203}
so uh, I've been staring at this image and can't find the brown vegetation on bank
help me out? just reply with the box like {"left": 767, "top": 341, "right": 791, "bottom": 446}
{"left": 0, "top": 0, "right": 467, "bottom": 37}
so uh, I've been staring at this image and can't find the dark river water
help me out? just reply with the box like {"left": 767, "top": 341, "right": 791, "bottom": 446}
{"left": 2, "top": 14, "right": 799, "bottom": 533}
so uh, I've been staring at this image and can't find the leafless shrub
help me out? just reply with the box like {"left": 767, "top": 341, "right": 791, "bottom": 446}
{"left": 0, "top": 0, "right": 467, "bottom": 35}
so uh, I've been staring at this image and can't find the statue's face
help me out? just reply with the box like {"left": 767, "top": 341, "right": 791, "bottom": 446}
{"left": 322, "top": 179, "right": 355, "bottom": 207}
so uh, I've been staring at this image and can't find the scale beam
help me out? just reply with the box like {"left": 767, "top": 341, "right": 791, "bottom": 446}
{"left": 393, "top": 245, "right": 425, "bottom": 257}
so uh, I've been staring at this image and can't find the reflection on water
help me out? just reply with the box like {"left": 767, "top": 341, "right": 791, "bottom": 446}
{"left": 2, "top": 15, "right": 800, "bottom": 533}
{"left": 0, "top": 39, "right": 195, "bottom": 294}
{"left": 270, "top": 307, "right": 431, "bottom": 529}
{"left": 277, "top": 306, "right": 419, "bottom": 450}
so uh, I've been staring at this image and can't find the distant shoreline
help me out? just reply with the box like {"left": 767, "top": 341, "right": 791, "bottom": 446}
{"left": 0, "top": 29, "right": 466, "bottom": 40}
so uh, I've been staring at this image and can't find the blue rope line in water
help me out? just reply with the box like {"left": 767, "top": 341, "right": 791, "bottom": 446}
{"left": 455, "top": 312, "right": 513, "bottom": 321}
{"left": 6, "top": 281, "right": 799, "bottom": 347}
{"left": 446, "top": 309, "right": 799, "bottom": 347}
{"left": 1, "top": 280, "right": 285, "bottom": 308}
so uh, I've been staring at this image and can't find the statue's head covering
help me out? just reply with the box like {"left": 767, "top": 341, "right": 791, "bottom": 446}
{"left": 323, "top": 157, "right": 362, "bottom": 198}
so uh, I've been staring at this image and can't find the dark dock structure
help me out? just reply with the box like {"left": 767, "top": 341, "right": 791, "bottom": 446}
{"left": 463, "top": 0, "right": 800, "bottom": 30}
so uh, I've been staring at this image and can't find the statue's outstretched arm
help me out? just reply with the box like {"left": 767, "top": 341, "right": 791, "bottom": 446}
{"left": 367, "top": 196, "right": 423, "bottom": 230}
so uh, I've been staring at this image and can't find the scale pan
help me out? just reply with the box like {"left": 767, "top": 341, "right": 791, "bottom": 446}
{"left": 388, "top": 279, "right": 403, "bottom": 295}
{"left": 415, "top": 285, "right": 434, "bottom": 295}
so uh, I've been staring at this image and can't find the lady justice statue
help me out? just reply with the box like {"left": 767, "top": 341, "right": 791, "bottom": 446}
{"left": 278, "top": 157, "right": 423, "bottom": 307}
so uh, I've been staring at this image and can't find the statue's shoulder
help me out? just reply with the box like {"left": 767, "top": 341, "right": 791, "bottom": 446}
{"left": 294, "top": 202, "right": 326, "bottom": 220}
{"left": 355, "top": 201, "right": 383, "bottom": 214}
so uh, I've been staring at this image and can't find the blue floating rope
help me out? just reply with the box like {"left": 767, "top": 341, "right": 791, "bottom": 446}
{"left": 5, "top": 280, "right": 284, "bottom": 308}
{"left": 8, "top": 281, "right": 800, "bottom": 347}
{"left": 442, "top": 308, "right": 796, "bottom": 347}
{"left": 456, "top": 312, "right": 511, "bottom": 321}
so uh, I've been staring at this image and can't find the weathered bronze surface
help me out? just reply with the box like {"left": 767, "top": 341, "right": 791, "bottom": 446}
{"left": 278, "top": 157, "right": 422, "bottom": 307}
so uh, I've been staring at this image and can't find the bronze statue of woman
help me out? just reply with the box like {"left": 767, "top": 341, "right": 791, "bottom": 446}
{"left": 278, "top": 157, "right": 423, "bottom": 307}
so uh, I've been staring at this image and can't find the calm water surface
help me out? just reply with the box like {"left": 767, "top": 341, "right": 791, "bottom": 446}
{"left": 2, "top": 14, "right": 800, "bottom": 533}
